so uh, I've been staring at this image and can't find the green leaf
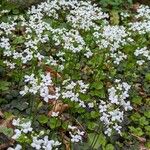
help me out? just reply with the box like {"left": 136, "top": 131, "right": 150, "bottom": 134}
{"left": 90, "top": 82, "right": 103, "bottom": 90}
{"left": 105, "top": 144, "right": 115, "bottom": 150}
{"left": 0, "top": 98, "right": 6, "bottom": 104}
{"left": 37, "top": 115, "right": 48, "bottom": 124}
{"left": 0, "top": 81, "right": 10, "bottom": 91}
{"left": 47, "top": 118, "right": 61, "bottom": 129}
{"left": 145, "top": 141, "right": 150, "bottom": 149}
{"left": 17, "top": 134, "right": 31, "bottom": 143}
{"left": 89, "top": 89, "right": 105, "bottom": 98}
{"left": 87, "top": 122, "right": 98, "bottom": 130}
{"left": 0, "top": 127, "right": 13, "bottom": 137}
{"left": 129, "top": 126, "right": 144, "bottom": 136}
{"left": 145, "top": 126, "right": 150, "bottom": 131}
{"left": 131, "top": 96, "right": 142, "bottom": 105}
{"left": 90, "top": 111, "right": 99, "bottom": 119}
{"left": 144, "top": 111, "right": 150, "bottom": 118}
{"left": 88, "top": 133, "right": 106, "bottom": 149}
{"left": 145, "top": 73, "right": 150, "bottom": 81}
{"left": 13, "top": 101, "right": 29, "bottom": 111}
{"left": 130, "top": 113, "right": 141, "bottom": 122}
{"left": 13, "top": 36, "right": 24, "bottom": 44}
{"left": 139, "top": 117, "right": 149, "bottom": 126}
{"left": 62, "top": 121, "right": 69, "bottom": 130}
{"left": 12, "top": 9, "right": 19, "bottom": 14}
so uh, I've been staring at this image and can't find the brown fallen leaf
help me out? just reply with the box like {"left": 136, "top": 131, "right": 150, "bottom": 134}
{"left": 131, "top": 134, "right": 146, "bottom": 143}
{"left": 131, "top": 3, "right": 140, "bottom": 12}
{"left": 48, "top": 86, "right": 56, "bottom": 95}
{"left": 0, "top": 115, "right": 15, "bottom": 129}
{"left": 0, "top": 115, "right": 15, "bottom": 150}
{"left": 0, "top": 111, "right": 3, "bottom": 118}
{"left": 45, "top": 66, "right": 62, "bottom": 78}
{"left": 139, "top": 144, "right": 149, "bottom": 150}
{"left": 61, "top": 130, "right": 71, "bottom": 150}
{"left": 48, "top": 100, "right": 69, "bottom": 116}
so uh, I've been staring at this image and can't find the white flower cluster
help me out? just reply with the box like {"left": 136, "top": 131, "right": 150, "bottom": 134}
{"left": 12, "top": 118, "right": 33, "bottom": 140}
{"left": 129, "top": 5, "right": 150, "bottom": 34}
{"left": 53, "top": 29, "right": 87, "bottom": 53}
{"left": 3, "top": 60, "right": 16, "bottom": 69}
{"left": 68, "top": 125, "right": 84, "bottom": 143}
{"left": 134, "top": 47, "right": 150, "bottom": 65}
{"left": 93, "top": 25, "right": 133, "bottom": 64}
{"left": 129, "top": 21, "right": 150, "bottom": 34}
{"left": 31, "top": 136, "right": 61, "bottom": 150}
{"left": 66, "top": 1, "right": 108, "bottom": 30}
{"left": 110, "top": 51, "right": 127, "bottom": 65}
{"left": 120, "top": 12, "right": 130, "bottom": 20}
{"left": 136, "top": 5, "right": 150, "bottom": 20}
{"left": 62, "top": 79, "right": 89, "bottom": 107}
{"left": 99, "top": 79, "right": 132, "bottom": 136}
{"left": 1, "top": 38, "right": 45, "bottom": 68}
{"left": 25, "top": 0, "right": 94, "bottom": 54}
{"left": 20, "top": 73, "right": 60, "bottom": 102}
{"left": 94, "top": 25, "right": 129, "bottom": 51}
{"left": 0, "top": 21, "right": 16, "bottom": 35}
{"left": 0, "top": 37, "right": 11, "bottom": 50}
{"left": 28, "top": 0, "right": 108, "bottom": 31}
{"left": 1, "top": 0, "right": 96, "bottom": 71}
{"left": 11, "top": 118, "right": 61, "bottom": 150}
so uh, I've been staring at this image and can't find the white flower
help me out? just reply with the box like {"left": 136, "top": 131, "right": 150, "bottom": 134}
{"left": 113, "top": 124, "right": 122, "bottom": 134}
{"left": 34, "top": 52, "right": 44, "bottom": 61}
{"left": 121, "top": 101, "right": 132, "bottom": 111}
{"left": 31, "top": 137, "right": 43, "bottom": 150}
{"left": 51, "top": 111, "right": 59, "bottom": 117}
{"left": 100, "top": 112, "right": 110, "bottom": 125}
{"left": 19, "top": 85, "right": 29, "bottom": 96}
{"left": 84, "top": 51, "right": 93, "bottom": 58}
{"left": 88, "top": 102, "right": 94, "bottom": 108}
{"left": 0, "top": 37, "right": 11, "bottom": 50}
{"left": 7, "top": 144, "right": 22, "bottom": 150}
{"left": 12, "top": 118, "right": 20, "bottom": 126}
{"left": 104, "top": 128, "right": 112, "bottom": 136}
{"left": 65, "top": 81, "right": 76, "bottom": 90}
{"left": 3, "top": 50, "right": 12, "bottom": 56}
{"left": 12, "top": 129, "right": 21, "bottom": 140}
{"left": 109, "top": 109, "right": 124, "bottom": 122}
{"left": 3, "top": 60, "right": 15, "bottom": 69}
{"left": 21, "top": 121, "right": 33, "bottom": 133}
{"left": 24, "top": 74, "right": 35, "bottom": 83}
{"left": 137, "top": 60, "right": 145, "bottom": 65}
{"left": 99, "top": 103, "right": 107, "bottom": 113}
{"left": 68, "top": 125, "right": 77, "bottom": 130}
{"left": 41, "top": 73, "right": 52, "bottom": 86}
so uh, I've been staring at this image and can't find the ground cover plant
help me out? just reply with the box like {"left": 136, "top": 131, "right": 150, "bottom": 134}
{"left": 0, "top": 0, "right": 150, "bottom": 149}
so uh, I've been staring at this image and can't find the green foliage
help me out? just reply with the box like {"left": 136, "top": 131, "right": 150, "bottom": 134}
{"left": 88, "top": 133, "right": 107, "bottom": 149}
{"left": 97, "top": 0, "right": 132, "bottom": 9}
{"left": 47, "top": 118, "right": 61, "bottom": 129}
{"left": 129, "top": 126, "right": 144, "bottom": 136}
{"left": 105, "top": 144, "right": 114, "bottom": 150}
{"left": 37, "top": 115, "right": 49, "bottom": 124}
{"left": 0, "top": 81, "right": 10, "bottom": 91}
{"left": 0, "top": 0, "right": 150, "bottom": 149}
{"left": 0, "top": 127, "right": 14, "bottom": 137}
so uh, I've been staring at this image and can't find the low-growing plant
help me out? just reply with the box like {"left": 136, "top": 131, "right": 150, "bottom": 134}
{"left": 0, "top": 0, "right": 150, "bottom": 150}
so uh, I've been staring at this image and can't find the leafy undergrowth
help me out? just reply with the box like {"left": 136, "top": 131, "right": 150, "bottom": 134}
{"left": 0, "top": 0, "right": 150, "bottom": 150}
